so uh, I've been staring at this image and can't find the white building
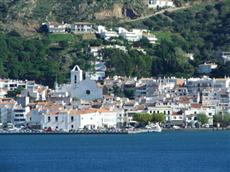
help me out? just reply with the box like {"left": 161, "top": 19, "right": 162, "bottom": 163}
{"left": 222, "top": 52, "right": 230, "bottom": 63}
{"left": 97, "top": 25, "right": 119, "bottom": 40}
{"left": 148, "top": 0, "right": 175, "bottom": 9}
{"left": 13, "top": 107, "right": 30, "bottom": 127}
{"left": 0, "top": 79, "right": 26, "bottom": 91}
{"left": 213, "top": 78, "right": 230, "bottom": 91}
{"left": 118, "top": 27, "right": 143, "bottom": 42}
{"left": 0, "top": 98, "right": 16, "bottom": 126}
{"left": 143, "top": 33, "right": 158, "bottom": 44}
{"left": 58, "top": 65, "right": 103, "bottom": 101}
{"left": 86, "top": 61, "right": 106, "bottom": 81}
{"left": 198, "top": 63, "right": 218, "bottom": 74}
{"left": 71, "top": 22, "right": 93, "bottom": 33}
{"left": 42, "top": 108, "right": 120, "bottom": 131}
{"left": 70, "top": 65, "right": 103, "bottom": 100}
{"left": 21, "top": 84, "right": 48, "bottom": 101}
{"left": 184, "top": 104, "right": 216, "bottom": 126}
{"left": 186, "top": 77, "right": 213, "bottom": 94}
{"left": 46, "top": 22, "right": 70, "bottom": 33}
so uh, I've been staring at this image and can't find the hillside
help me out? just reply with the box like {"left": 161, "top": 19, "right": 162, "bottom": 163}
{"left": 0, "top": 0, "right": 229, "bottom": 88}
{"left": 0, "top": 0, "right": 144, "bottom": 36}
{"left": 0, "top": 0, "right": 205, "bottom": 36}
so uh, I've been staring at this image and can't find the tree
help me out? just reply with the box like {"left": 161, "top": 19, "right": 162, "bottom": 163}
{"left": 6, "top": 86, "right": 24, "bottom": 98}
{"left": 124, "top": 88, "right": 135, "bottom": 99}
{"left": 213, "top": 113, "right": 222, "bottom": 125}
{"left": 133, "top": 37, "right": 152, "bottom": 49}
{"left": 214, "top": 113, "right": 230, "bottom": 128}
{"left": 59, "top": 40, "right": 68, "bottom": 49}
{"left": 222, "top": 113, "right": 230, "bottom": 127}
{"left": 152, "top": 113, "right": 165, "bottom": 124}
{"left": 197, "top": 113, "right": 208, "bottom": 126}
{"left": 133, "top": 113, "right": 152, "bottom": 126}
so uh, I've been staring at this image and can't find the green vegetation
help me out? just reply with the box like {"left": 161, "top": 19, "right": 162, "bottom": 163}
{"left": 133, "top": 112, "right": 165, "bottom": 127}
{"left": 197, "top": 113, "right": 208, "bottom": 125}
{"left": 48, "top": 34, "right": 77, "bottom": 43}
{"left": 0, "top": 1, "right": 229, "bottom": 88}
{"left": 124, "top": 1, "right": 230, "bottom": 77}
{"left": 133, "top": 113, "right": 152, "bottom": 126}
{"left": 102, "top": 48, "right": 152, "bottom": 77}
{"left": 6, "top": 86, "right": 24, "bottom": 98}
{"left": 213, "top": 113, "right": 230, "bottom": 128}
{"left": 124, "top": 88, "right": 135, "bottom": 99}
{"left": 0, "top": 0, "right": 148, "bottom": 25}
{"left": 152, "top": 113, "right": 165, "bottom": 124}
{"left": 0, "top": 32, "right": 95, "bottom": 87}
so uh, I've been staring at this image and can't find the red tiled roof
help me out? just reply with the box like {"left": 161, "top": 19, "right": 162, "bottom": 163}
{"left": 191, "top": 103, "right": 202, "bottom": 109}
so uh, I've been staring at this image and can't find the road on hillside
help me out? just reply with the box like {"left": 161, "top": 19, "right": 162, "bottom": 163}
{"left": 121, "top": 6, "right": 190, "bottom": 23}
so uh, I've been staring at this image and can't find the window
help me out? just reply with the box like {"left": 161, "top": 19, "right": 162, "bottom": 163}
{"left": 55, "top": 116, "right": 58, "bottom": 122}
{"left": 71, "top": 125, "right": 74, "bottom": 129}
{"left": 74, "top": 75, "right": 77, "bottom": 84}
{"left": 71, "top": 116, "right": 74, "bottom": 122}
{"left": 14, "top": 109, "right": 25, "bottom": 113}
{"left": 86, "top": 90, "right": 91, "bottom": 95}
{"left": 48, "top": 116, "right": 51, "bottom": 122}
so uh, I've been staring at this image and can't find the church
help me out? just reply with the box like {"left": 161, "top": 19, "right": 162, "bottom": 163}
{"left": 58, "top": 65, "right": 103, "bottom": 101}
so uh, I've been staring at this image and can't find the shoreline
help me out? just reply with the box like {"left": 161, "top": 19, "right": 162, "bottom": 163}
{"left": 0, "top": 128, "right": 229, "bottom": 135}
{"left": 163, "top": 128, "right": 230, "bottom": 132}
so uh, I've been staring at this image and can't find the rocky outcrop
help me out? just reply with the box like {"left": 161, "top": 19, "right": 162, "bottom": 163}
{"left": 95, "top": 4, "right": 124, "bottom": 20}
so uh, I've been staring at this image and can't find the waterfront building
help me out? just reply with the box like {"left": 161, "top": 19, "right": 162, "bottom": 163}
{"left": 41, "top": 107, "right": 120, "bottom": 131}
{"left": 0, "top": 98, "right": 16, "bottom": 126}
{"left": 13, "top": 106, "right": 30, "bottom": 127}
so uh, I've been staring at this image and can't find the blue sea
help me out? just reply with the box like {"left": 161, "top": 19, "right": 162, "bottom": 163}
{"left": 0, "top": 131, "right": 229, "bottom": 172}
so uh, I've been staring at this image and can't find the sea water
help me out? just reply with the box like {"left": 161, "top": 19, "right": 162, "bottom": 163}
{"left": 0, "top": 131, "right": 229, "bottom": 172}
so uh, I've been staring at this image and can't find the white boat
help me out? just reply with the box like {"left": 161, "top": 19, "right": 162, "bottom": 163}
{"left": 146, "top": 123, "right": 162, "bottom": 132}
{"left": 172, "top": 125, "right": 181, "bottom": 130}
{"left": 127, "top": 123, "right": 162, "bottom": 134}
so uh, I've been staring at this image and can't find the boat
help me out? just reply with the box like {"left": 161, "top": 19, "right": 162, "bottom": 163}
{"left": 146, "top": 123, "right": 162, "bottom": 132}
{"left": 172, "top": 125, "right": 181, "bottom": 130}
{"left": 128, "top": 123, "right": 162, "bottom": 134}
